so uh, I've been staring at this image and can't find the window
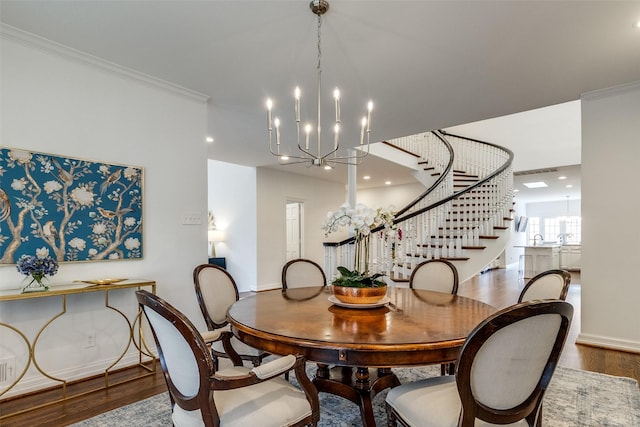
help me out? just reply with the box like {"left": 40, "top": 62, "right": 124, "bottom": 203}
{"left": 564, "top": 217, "right": 581, "bottom": 243}
{"left": 526, "top": 215, "right": 581, "bottom": 244}
{"left": 527, "top": 217, "right": 540, "bottom": 242}
{"left": 544, "top": 218, "right": 560, "bottom": 242}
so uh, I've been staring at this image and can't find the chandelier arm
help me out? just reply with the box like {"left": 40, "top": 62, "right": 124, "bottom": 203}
{"left": 296, "top": 144, "right": 326, "bottom": 159}
{"left": 322, "top": 142, "right": 371, "bottom": 160}
{"left": 325, "top": 150, "right": 369, "bottom": 161}
{"left": 278, "top": 158, "right": 319, "bottom": 166}
{"left": 325, "top": 158, "right": 365, "bottom": 166}
{"left": 279, "top": 153, "right": 319, "bottom": 161}
{"left": 268, "top": 138, "right": 280, "bottom": 157}
{"left": 317, "top": 146, "right": 340, "bottom": 160}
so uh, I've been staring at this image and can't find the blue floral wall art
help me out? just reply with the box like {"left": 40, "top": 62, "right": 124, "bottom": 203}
{"left": 0, "top": 147, "right": 144, "bottom": 264}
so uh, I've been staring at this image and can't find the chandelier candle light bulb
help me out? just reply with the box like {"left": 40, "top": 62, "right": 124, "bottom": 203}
{"left": 294, "top": 87, "right": 301, "bottom": 122}
{"left": 274, "top": 117, "right": 281, "bottom": 147}
{"left": 266, "top": 99, "right": 273, "bottom": 129}
{"left": 305, "top": 124, "right": 312, "bottom": 150}
{"left": 333, "top": 88, "right": 340, "bottom": 122}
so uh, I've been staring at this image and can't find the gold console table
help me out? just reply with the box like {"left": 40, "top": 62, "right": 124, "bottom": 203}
{"left": 0, "top": 279, "right": 156, "bottom": 419}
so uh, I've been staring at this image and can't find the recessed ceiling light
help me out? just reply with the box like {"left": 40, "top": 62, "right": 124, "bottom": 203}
{"left": 206, "top": 136, "right": 214, "bottom": 143}
{"left": 566, "top": 184, "right": 573, "bottom": 188}
{"left": 363, "top": 175, "right": 371, "bottom": 180}
{"left": 523, "top": 181, "right": 548, "bottom": 188}
{"left": 385, "top": 181, "right": 392, "bottom": 185}
{"left": 513, "top": 189, "right": 520, "bottom": 192}
{"left": 558, "top": 176, "right": 567, "bottom": 180}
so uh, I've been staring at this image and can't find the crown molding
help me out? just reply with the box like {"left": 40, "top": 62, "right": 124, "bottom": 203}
{"left": 1, "top": 23, "right": 210, "bottom": 103}
{"left": 582, "top": 79, "right": 640, "bottom": 101}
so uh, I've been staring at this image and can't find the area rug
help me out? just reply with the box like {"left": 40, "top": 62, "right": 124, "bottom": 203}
{"left": 71, "top": 365, "right": 640, "bottom": 426}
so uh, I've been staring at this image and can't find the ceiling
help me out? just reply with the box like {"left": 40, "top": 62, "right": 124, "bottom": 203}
{"left": 2, "top": 1, "right": 639, "bottom": 201}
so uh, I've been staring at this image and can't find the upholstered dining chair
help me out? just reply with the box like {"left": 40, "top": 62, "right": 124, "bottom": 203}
{"left": 386, "top": 300, "right": 573, "bottom": 427}
{"left": 136, "top": 290, "right": 320, "bottom": 427}
{"left": 518, "top": 269, "right": 572, "bottom": 303}
{"left": 409, "top": 259, "right": 459, "bottom": 374}
{"left": 193, "top": 264, "right": 269, "bottom": 368}
{"left": 282, "top": 258, "right": 327, "bottom": 290}
{"left": 409, "top": 259, "right": 459, "bottom": 294}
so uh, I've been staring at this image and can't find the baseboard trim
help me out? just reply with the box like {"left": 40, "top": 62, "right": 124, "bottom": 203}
{"left": 1, "top": 352, "right": 152, "bottom": 399}
{"left": 576, "top": 333, "right": 640, "bottom": 354}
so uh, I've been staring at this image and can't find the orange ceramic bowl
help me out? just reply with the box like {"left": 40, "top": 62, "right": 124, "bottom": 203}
{"left": 332, "top": 285, "right": 387, "bottom": 304}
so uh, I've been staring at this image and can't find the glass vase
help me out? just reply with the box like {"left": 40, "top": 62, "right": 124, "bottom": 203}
{"left": 21, "top": 275, "right": 49, "bottom": 293}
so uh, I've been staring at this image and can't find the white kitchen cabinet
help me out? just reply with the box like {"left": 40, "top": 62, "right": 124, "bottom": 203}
{"left": 560, "top": 245, "right": 581, "bottom": 271}
{"left": 517, "top": 245, "right": 561, "bottom": 278}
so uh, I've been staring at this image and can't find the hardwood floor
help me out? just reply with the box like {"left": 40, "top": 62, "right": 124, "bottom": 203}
{"left": 1, "top": 266, "right": 638, "bottom": 426}
{"left": 457, "top": 267, "right": 640, "bottom": 384}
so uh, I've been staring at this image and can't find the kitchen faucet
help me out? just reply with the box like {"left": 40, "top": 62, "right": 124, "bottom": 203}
{"left": 533, "top": 234, "right": 544, "bottom": 246}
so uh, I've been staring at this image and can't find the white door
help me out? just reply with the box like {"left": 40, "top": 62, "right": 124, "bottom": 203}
{"left": 286, "top": 201, "right": 302, "bottom": 260}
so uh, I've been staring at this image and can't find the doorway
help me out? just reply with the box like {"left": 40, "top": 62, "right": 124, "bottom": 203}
{"left": 286, "top": 201, "right": 303, "bottom": 261}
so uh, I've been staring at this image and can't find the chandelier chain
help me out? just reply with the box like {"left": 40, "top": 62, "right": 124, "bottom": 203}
{"left": 317, "top": 14, "right": 322, "bottom": 73}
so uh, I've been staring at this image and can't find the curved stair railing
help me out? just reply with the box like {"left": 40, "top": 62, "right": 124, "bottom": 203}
{"left": 324, "top": 130, "right": 514, "bottom": 284}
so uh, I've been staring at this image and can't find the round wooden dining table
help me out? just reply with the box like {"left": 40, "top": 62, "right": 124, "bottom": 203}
{"left": 227, "top": 285, "right": 495, "bottom": 427}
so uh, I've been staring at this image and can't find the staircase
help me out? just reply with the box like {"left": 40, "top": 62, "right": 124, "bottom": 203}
{"left": 324, "top": 130, "right": 514, "bottom": 285}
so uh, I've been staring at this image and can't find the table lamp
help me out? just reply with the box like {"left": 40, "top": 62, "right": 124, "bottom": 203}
{"left": 208, "top": 229, "right": 225, "bottom": 257}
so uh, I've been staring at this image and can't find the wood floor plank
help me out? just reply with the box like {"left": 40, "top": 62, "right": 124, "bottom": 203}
{"left": 1, "top": 266, "right": 638, "bottom": 426}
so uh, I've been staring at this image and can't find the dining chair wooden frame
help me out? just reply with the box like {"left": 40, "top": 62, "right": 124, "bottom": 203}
{"left": 409, "top": 258, "right": 459, "bottom": 374}
{"left": 136, "top": 290, "right": 320, "bottom": 427}
{"left": 518, "top": 269, "right": 572, "bottom": 303}
{"left": 409, "top": 259, "right": 459, "bottom": 294}
{"left": 193, "top": 263, "right": 269, "bottom": 368}
{"left": 386, "top": 300, "right": 574, "bottom": 427}
{"left": 282, "top": 258, "right": 327, "bottom": 290}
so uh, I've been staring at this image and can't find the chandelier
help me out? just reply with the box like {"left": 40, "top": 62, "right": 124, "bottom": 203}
{"left": 266, "top": 0, "right": 373, "bottom": 169}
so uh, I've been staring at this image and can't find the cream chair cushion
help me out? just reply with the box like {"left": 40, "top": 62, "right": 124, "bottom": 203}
{"left": 172, "top": 365, "right": 312, "bottom": 427}
{"left": 387, "top": 375, "right": 528, "bottom": 427}
{"left": 283, "top": 259, "right": 325, "bottom": 289}
{"left": 144, "top": 308, "right": 200, "bottom": 397}
{"left": 197, "top": 267, "right": 238, "bottom": 325}
{"left": 207, "top": 324, "right": 263, "bottom": 357}
{"left": 520, "top": 274, "right": 566, "bottom": 301}
{"left": 410, "top": 261, "right": 457, "bottom": 293}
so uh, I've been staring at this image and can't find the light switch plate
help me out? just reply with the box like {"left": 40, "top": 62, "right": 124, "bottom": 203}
{"left": 181, "top": 211, "right": 202, "bottom": 225}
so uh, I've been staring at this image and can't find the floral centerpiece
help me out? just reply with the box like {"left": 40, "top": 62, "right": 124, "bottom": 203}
{"left": 323, "top": 203, "right": 396, "bottom": 294}
{"left": 16, "top": 249, "right": 59, "bottom": 293}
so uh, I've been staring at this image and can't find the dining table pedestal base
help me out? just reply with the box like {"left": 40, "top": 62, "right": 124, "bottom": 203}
{"left": 313, "top": 364, "right": 400, "bottom": 427}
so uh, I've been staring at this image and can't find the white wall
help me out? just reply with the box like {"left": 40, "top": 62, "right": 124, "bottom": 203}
{"left": 526, "top": 199, "right": 581, "bottom": 218}
{"left": 357, "top": 182, "right": 425, "bottom": 211}
{"left": 504, "top": 199, "right": 528, "bottom": 267}
{"left": 0, "top": 28, "right": 209, "bottom": 396}
{"left": 207, "top": 159, "right": 257, "bottom": 293}
{"left": 579, "top": 81, "right": 640, "bottom": 352}
{"left": 256, "top": 167, "right": 344, "bottom": 291}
